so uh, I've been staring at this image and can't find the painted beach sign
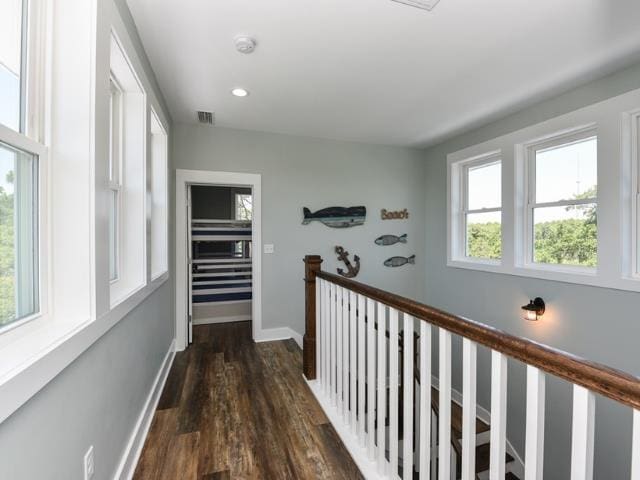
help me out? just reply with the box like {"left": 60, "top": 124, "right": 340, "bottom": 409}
{"left": 374, "top": 234, "right": 407, "bottom": 246}
{"left": 384, "top": 255, "right": 415, "bottom": 267}
{"left": 301, "top": 206, "right": 366, "bottom": 228}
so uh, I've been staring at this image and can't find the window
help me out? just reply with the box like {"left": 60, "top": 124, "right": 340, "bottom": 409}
{"left": 525, "top": 130, "right": 597, "bottom": 268}
{"left": 449, "top": 152, "right": 502, "bottom": 264}
{"left": 109, "top": 33, "right": 147, "bottom": 306}
{"left": 150, "top": 108, "right": 168, "bottom": 280}
{"left": 0, "top": 0, "right": 44, "bottom": 331}
{"left": 235, "top": 193, "right": 252, "bottom": 221}
{"left": 108, "top": 77, "right": 122, "bottom": 281}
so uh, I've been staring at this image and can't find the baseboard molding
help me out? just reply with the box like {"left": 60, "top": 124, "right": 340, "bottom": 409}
{"left": 193, "top": 315, "right": 251, "bottom": 325}
{"left": 113, "top": 339, "right": 176, "bottom": 480}
{"left": 255, "top": 327, "right": 303, "bottom": 348}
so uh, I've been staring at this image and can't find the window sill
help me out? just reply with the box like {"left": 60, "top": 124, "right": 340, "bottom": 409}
{"left": 448, "top": 258, "right": 640, "bottom": 293}
{"left": 0, "top": 272, "right": 169, "bottom": 424}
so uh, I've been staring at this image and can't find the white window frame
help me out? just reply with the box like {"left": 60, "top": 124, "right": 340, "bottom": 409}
{"left": 108, "top": 76, "right": 123, "bottom": 282}
{"left": 0, "top": 0, "right": 48, "bottom": 335}
{"left": 520, "top": 124, "right": 598, "bottom": 274}
{"left": 448, "top": 150, "right": 502, "bottom": 267}
{"left": 149, "top": 106, "right": 168, "bottom": 281}
{"left": 624, "top": 108, "right": 640, "bottom": 279}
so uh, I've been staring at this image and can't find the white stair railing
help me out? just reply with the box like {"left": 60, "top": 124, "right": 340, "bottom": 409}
{"left": 303, "top": 256, "right": 640, "bottom": 480}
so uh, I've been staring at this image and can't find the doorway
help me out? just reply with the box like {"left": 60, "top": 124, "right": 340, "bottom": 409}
{"left": 175, "top": 170, "right": 262, "bottom": 351}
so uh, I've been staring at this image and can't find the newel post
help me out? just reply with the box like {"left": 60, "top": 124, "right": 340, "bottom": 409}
{"left": 303, "top": 255, "right": 323, "bottom": 380}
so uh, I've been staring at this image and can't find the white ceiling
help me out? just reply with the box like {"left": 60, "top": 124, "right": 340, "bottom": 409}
{"left": 127, "top": 0, "right": 640, "bottom": 147}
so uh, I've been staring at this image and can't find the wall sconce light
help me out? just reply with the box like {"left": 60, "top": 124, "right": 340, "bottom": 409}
{"left": 522, "top": 297, "right": 545, "bottom": 321}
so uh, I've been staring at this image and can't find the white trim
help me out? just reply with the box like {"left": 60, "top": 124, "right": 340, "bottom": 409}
{"left": 175, "top": 169, "right": 262, "bottom": 351}
{"left": 254, "top": 327, "right": 303, "bottom": 348}
{"left": 192, "top": 315, "right": 252, "bottom": 325}
{"left": 113, "top": 339, "right": 175, "bottom": 480}
{"left": 306, "top": 379, "right": 386, "bottom": 480}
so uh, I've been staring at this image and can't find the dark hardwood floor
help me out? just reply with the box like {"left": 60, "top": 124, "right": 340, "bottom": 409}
{"left": 133, "top": 321, "right": 362, "bottom": 479}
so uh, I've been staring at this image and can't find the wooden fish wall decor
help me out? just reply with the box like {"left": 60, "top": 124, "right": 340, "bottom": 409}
{"left": 384, "top": 255, "right": 415, "bottom": 267}
{"left": 302, "top": 206, "right": 366, "bottom": 228}
{"left": 381, "top": 208, "right": 409, "bottom": 220}
{"left": 335, "top": 246, "right": 360, "bottom": 278}
{"left": 375, "top": 234, "right": 407, "bottom": 246}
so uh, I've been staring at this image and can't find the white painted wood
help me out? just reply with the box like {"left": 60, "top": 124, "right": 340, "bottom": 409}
{"left": 461, "top": 338, "right": 477, "bottom": 480}
{"left": 403, "top": 315, "right": 415, "bottom": 480}
{"left": 377, "top": 302, "right": 388, "bottom": 475}
{"left": 570, "top": 385, "right": 595, "bottom": 480}
{"left": 490, "top": 350, "right": 508, "bottom": 480}
{"left": 343, "top": 288, "right": 350, "bottom": 419}
{"left": 330, "top": 282, "right": 337, "bottom": 405}
{"left": 525, "top": 366, "right": 545, "bottom": 480}
{"left": 358, "top": 294, "right": 366, "bottom": 444}
{"left": 419, "top": 322, "right": 432, "bottom": 480}
{"left": 632, "top": 409, "right": 640, "bottom": 480}
{"left": 316, "top": 279, "right": 322, "bottom": 387}
{"left": 175, "top": 169, "right": 262, "bottom": 351}
{"left": 389, "top": 308, "right": 400, "bottom": 479}
{"left": 350, "top": 290, "right": 358, "bottom": 433}
{"left": 323, "top": 280, "right": 330, "bottom": 395}
{"left": 337, "top": 286, "right": 344, "bottom": 413}
{"left": 438, "top": 328, "right": 452, "bottom": 480}
{"left": 367, "top": 297, "right": 376, "bottom": 460}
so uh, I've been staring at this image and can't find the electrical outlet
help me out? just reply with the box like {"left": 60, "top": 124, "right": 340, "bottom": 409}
{"left": 263, "top": 244, "right": 274, "bottom": 254}
{"left": 84, "top": 445, "right": 95, "bottom": 480}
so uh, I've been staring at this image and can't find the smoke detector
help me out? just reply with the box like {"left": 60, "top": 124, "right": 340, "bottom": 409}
{"left": 392, "top": 0, "right": 440, "bottom": 11}
{"left": 234, "top": 36, "right": 257, "bottom": 54}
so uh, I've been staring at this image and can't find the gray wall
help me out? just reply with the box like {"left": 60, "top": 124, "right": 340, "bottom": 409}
{"left": 0, "top": 1, "right": 175, "bottom": 479}
{"left": 173, "top": 125, "right": 427, "bottom": 334}
{"left": 422, "top": 62, "right": 640, "bottom": 479}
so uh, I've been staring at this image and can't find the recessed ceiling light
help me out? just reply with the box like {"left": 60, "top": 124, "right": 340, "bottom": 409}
{"left": 231, "top": 88, "right": 249, "bottom": 97}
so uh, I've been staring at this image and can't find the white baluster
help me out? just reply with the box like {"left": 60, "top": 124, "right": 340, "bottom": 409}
{"left": 342, "top": 288, "right": 349, "bottom": 419}
{"left": 323, "top": 280, "right": 329, "bottom": 395}
{"left": 358, "top": 294, "right": 366, "bottom": 444}
{"left": 570, "top": 385, "right": 595, "bottom": 480}
{"left": 390, "top": 308, "right": 400, "bottom": 479}
{"left": 350, "top": 290, "right": 358, "bottom": 432}
{"left": 367, "top": 297, "right": 376, "bottom": 459}
{"left": 525, "top": 366, "right": 545, "bottom": 480}
{"left": 419, "top": 322, "right": 432, "bottom": 480}
{"left": 404, "top": 315, "right": 415, "bottom": 479}
{"left": 490, "top": 350, "right": 507, "bottom": 480}
{"left": 632, "top": 409, "right": 640, "bottom": 480}
{"left": 461, "top": 338, "right": 477, "bottom": 480}
{"left": 337, "top": 287, "right": 344, "bottom": 412}
{"left": 438, "top": 328, "right": 452, "bottom": 480}
{"left": 315, "top": 279, "right": 321, "bottom": 385}
{"left": 330, "top": 282, "right": 336, "bottom": 404}
{"left": 377, "top": 302, "right": 388, "bottom": 474}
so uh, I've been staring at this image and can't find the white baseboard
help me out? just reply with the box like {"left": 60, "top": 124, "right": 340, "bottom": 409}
{"left": 113, "top": 339, "right": 176, "bottom": 480}
{"left": 255, "top": 327, "right": 303, "bottom": 348}
{"left": 193, "top": 315, "right": 251, "bottom": 325}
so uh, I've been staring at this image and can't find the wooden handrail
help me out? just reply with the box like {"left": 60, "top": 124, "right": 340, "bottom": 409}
{"left": 315, "top": 270, "right": 640, "bottom": 410}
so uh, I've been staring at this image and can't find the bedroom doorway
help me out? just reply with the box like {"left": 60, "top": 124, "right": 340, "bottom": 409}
{"left": 175, "top": 170, "right": 262, "bottom": 350}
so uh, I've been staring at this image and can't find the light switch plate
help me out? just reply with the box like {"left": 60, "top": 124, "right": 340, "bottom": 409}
{"left": 263, "top": 244, "right": 275, "bottom": 254}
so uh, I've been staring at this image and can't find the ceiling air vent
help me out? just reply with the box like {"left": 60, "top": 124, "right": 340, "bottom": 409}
{"left": 197, "top": 111, "right": 215, "bottom": 125}
{"left": 391, "top": 0, "right": 440, "bottom": 11}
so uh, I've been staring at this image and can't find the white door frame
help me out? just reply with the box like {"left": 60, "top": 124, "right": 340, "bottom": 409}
{"left": 175, "top": 169, "right": 262, "bottom": 351}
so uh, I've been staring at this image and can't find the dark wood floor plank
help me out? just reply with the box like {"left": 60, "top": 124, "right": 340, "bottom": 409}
{"left": 156, "top": 350, "right": 190, "bottom": 410}
{"left": 133, "top": 321, "right": 362, "bottom": 480}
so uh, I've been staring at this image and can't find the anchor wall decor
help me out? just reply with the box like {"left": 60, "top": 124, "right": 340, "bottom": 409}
{"left": 335, "top": 245, "right": 360, "bottom": 278}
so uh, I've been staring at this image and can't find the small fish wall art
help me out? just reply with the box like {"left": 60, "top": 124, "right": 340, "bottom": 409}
{"left": 381, "top": 208, "right": 409, "bottom": 220}
{"left": 384, "top": 255, "right": 415, "bottom": 267}
{"left": 375, "top": 234, "right": 407, "bottom": 246}
{"left": 302, "top": 206, "right": 366, "bottom": 228}
{"left": 335, "top": 245, "right": 360, "bottom": 278}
